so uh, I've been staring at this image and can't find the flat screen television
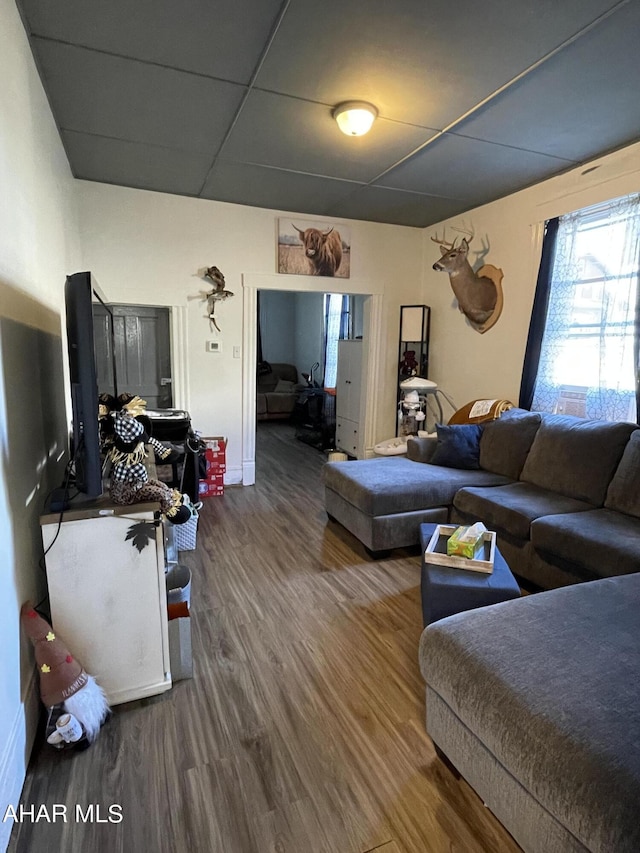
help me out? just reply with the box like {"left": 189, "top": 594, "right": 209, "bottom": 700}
{"left": 65, "top": 271, "right": 117, "bottom": 498}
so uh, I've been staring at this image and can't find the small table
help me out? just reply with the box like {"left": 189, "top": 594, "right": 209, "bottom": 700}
{"left": 420, "top": 523, "right": 520, "bottom": 627}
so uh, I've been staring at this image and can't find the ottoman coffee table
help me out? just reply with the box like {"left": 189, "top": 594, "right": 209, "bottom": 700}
{"left": 419, "top": 522, "right": 520, "bottom": 626}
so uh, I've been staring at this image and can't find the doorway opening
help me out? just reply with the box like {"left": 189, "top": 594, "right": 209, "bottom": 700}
{"left": 93, "top": 304, "right": 173, "bottom": 408}
{"left": 242, "top": 275, "right": 384, "bottom": 486}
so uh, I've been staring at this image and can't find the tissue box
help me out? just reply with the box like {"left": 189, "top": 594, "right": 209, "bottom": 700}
{"left": 447, "top": 524, "right": 486, "bottom": 559}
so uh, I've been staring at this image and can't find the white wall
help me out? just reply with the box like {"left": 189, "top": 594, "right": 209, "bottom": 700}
{"left": 0, "top": 0, "right": 81, "bottom": 848}
{"left": 421, "top": 142, "right": 640, "bottom": 412}
{"left": 76, "top": 183, "right": 424, "bottom": 478}
{"left": 294, "top": 291, "right": 325, "bottom": 383}
{"left": 259, "top": 290, "right": 296, "bottom": 365}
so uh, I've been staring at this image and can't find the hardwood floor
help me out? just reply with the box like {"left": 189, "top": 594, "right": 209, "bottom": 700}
{"left": 9, "top": 422, "right": 522, "bottom": 853}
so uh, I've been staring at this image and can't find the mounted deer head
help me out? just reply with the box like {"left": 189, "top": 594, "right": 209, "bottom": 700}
{"left": 431, "top": 229, "right": 503, "bottom": 334}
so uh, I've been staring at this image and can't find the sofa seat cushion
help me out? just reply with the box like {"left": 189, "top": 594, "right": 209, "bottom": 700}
{"left": 520, "top": 414, "right": 635, "bottom": 505}
{"left": 419, "top": 574, "right": 640, "bottom": 853}
{"left": 322, "top": 457, "right": 510, "bottom": 517}
{"left": 263, "top": 391, "right": 296, "bottom": 415}
{"left": 454, "top": 481, "right": 593, "bottom": 540}
{"left": 531, "top": 508, "right": 640, "bottom": 577}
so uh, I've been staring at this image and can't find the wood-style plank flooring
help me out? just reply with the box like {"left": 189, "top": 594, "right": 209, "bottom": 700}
{"left": 10, "top": 423, "right": 522, "bottom": 853}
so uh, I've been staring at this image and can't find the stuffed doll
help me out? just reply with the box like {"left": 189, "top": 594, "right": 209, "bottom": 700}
{"left": 106, "top": 395, "right": 192, "bottom": 524}
{"left": 21, "top": 602, "right": 110, "bottom": 750}
{"left": 399, "top": 349, "right": 418, "bottom": 377}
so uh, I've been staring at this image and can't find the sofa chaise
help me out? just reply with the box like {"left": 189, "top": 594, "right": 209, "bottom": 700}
{"left": 419, "top": 572, "right": 640, "bottom": 853}
{"left": 323, "top": 408, "right": 640, "bottom": 589}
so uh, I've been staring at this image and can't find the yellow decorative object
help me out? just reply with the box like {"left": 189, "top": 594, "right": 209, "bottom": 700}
{"left": 46, "top": 631, "right": 55, "bottom": 642}
{"left": 122, "top": 395, "right": 148, "bottom": 417}
{"left": 41, "top": 663, "right": 51, "bottom": 673}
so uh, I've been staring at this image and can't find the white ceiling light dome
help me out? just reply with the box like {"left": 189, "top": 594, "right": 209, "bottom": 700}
{"left": 333, "top": 101, "right": 378, "bottom": 136}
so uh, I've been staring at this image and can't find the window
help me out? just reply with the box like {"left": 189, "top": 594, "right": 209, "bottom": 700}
{"left": 323, "top": 294, "right": 350, "bottom": 388}
{"left": 531, "top": 194, "right": 640, "bottom": 422}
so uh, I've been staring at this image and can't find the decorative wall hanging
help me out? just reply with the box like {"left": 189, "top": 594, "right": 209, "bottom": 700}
{"left": 278, "top": 218, "right": 350, "bottom": 278}
{"left": 431, "top": 226, "right": 503, "bottom": 334}
{"left": 202, "top": 266, "right": 234, "bottom": 331}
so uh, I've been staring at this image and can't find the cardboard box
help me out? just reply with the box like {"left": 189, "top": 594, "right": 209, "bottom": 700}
{"left": 199, "top": 471, "right": 224, "bottom": 497}
{"left": 203, "top": 436, "right": 227, "bottom": 463}
{"left": 205, "top": 455, "right": 226, "bottom": 474}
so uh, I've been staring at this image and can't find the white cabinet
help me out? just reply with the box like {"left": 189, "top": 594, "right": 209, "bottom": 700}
{"left": 40, "top": 500, "right": 172, "bottom": 706}
{"left": 336, "top": 339, "right": 363, "bottom": 458}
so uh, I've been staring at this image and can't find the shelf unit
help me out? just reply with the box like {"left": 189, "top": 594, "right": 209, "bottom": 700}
{"left": 397, "top": 305, "right": 431, "bottom": 436}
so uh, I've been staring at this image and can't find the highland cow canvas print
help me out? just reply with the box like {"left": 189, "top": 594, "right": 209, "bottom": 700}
{"left": 278, "top": 219, "right": 351, "bottom": 278}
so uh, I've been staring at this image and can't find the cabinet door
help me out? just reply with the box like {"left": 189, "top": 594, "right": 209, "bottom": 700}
{"left": 336, "top": 417, "right": 359, "bottom": 457}
{"left": 337, "top": 340, "right": 363, "bottom": 422}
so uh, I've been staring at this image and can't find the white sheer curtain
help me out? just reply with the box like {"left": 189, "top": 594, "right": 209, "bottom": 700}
{"left": 532, "top": 194, "right": 640, "bottom": 422}
{"left": 323, "top": 293, "right": 345, "bottom": 388}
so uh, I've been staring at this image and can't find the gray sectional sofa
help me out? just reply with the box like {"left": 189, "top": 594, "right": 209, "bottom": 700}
{"left": 326, "top": 408, "right": 640, "bottom": 852}
{"left": 323, "top": 408, "right": 640, "bottom": 589}
{"left": 419, "top": 573, "right": 640, "bottom": 853}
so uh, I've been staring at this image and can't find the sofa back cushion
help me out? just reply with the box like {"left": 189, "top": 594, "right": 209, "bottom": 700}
{"left": 479, "top": 408, "right": 541, "bottom": 480}
{"left": 257, "top": 363, "right": 298, "bottom": 393}
{"left": 520, "top": 414, "right": 636, "bottom": 505}
{"left": 604, "top": 429, "right": 640, "bottom": 517}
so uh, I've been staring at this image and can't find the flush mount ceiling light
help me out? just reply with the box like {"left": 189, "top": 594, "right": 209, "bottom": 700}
{"left": 333, "top": 101, "right": 378, "bottom": 136}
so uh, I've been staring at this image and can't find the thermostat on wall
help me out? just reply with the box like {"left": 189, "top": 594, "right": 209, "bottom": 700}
{"left": 207, "top": 340, "right": 222, "bottom": 353}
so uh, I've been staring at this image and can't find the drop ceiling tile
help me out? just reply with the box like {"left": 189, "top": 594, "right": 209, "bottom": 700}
{"left": 219, "top": 90, "right": 436, "bottom": 183}
{"left": 328, "top": 186, "right": 467, "bottom": 228}
{"left": 201, "top": 161, "right": 364, "bottom": 215}
{"left": 62, "top": 130, "right": 213, "bottom": 195}
{"left": 453, "top": 2, "right": 640, "bottom": 161}
{"left": 377, "top": 133, "right": 572, "bottom": 205}
{"left": 33, "top": 39, "right": 245, "bottom": 153}
{"left": 255, "top": 0, "right": 622, "bottom": 128}
{"left": 19, "top": 0, "right": 283, "bottom": 84}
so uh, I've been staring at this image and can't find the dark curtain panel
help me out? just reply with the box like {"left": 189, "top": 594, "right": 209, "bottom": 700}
{"left": 518, "top": 217, "right": 560, "bottom": 410}
{"left": 635, "top": 268, "right": 640, "bottom": 423}
{"left": 340, "top": 294, "right": 350, "bottom": 339}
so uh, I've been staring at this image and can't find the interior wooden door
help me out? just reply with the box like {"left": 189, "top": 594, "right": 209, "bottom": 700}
{"left": 94, "top": 305, "right": 172, "bottom": 408}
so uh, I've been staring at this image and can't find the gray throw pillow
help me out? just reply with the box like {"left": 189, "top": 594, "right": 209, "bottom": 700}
{"left": 274, "top": 378, "right": 295, "bottom": 393}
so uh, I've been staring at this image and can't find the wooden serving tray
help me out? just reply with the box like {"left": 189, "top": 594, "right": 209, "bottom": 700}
{"left": 424, "top": 524, "right": 496, "bottom": 574}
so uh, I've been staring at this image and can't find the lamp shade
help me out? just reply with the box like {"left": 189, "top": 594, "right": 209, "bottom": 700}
{"left": 333, "top": 101, "right": 378, "bottom": 136}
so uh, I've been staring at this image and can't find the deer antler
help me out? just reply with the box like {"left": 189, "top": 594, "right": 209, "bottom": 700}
{"left": 451, "top": 221, "right": 475, "bottom": 246}
{"left": 431, "top": 231, "right": 456, "bottom": 249}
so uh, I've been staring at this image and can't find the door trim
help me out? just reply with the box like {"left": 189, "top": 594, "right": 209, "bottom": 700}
{"left": 241, "top": 273, "right": 383, "bottom": 486}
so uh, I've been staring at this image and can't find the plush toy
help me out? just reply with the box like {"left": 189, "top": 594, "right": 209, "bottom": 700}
{"left": 21, "top": 602, "right": 110, "bottom": 750}
{"left": 399, "top": 349, "right": 418, "bottom": 377}
{"left": 105, "top": 397, "right": 191, "bottom": 524}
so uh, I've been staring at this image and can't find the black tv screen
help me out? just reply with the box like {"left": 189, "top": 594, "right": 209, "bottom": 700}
{"left": 65, "top": 271, "right": 116, "bottom": 498}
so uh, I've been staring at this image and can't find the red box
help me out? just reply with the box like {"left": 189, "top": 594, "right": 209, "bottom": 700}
{"left": 203, "top": 437, "right": 226, "bottom": 464}
{"left": 205, "top": 455, "right": 226, "bottom": 475}
{"left": 199, "top": 471, "right": 224, "bottom": 498}
{"left": 200, "top": 436, "right": 226, "bottom": 496}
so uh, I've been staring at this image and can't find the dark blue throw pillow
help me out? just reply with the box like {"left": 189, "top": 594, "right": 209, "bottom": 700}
{"left": 431, "top": 423, "right": 484, "bottom": 469}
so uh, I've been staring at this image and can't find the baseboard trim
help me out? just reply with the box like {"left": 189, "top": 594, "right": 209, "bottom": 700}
{"left": 0, "top": 673, "right": 39, "bottom": 853}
